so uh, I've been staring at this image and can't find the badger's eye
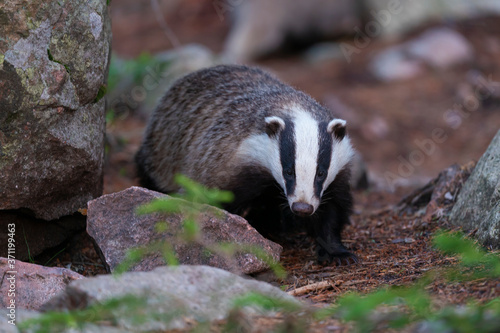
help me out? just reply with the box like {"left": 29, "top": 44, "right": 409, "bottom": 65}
{"left": 317, "top": 170, "right": 326, "bottom": 179}
{"left": 285, "top": 169, "right": 294, "bottom": 177}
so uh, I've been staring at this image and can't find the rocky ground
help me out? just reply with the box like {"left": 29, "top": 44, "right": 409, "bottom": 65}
{"left": 30, "top": 1, "right": 500, "bottom": 331}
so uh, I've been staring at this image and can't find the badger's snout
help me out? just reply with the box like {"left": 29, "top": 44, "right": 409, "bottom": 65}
{"left": 291, "top": 202, "right": 314, "bottom": 216}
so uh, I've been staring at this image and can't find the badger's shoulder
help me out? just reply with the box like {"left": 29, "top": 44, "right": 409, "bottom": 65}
{"left": 157, "top": 64, "right": 336, "bottom": 120}
{"left": 173, "top": 65, "right": 282, "bottom": 93}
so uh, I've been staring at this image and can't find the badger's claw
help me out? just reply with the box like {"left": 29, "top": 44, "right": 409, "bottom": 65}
{"left": 317, "top": 245, "right": 358, "bottom": 266}
{"left": 337, "top": 252, "right": 359, "bottom": 266}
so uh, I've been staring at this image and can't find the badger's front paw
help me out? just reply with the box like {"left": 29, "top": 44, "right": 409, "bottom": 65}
{"left": 316, "top": 244, "right": 358, "bottom": 266}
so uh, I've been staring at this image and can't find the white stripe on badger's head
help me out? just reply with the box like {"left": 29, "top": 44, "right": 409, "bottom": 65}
{"left": 279, "top": 107, "right": 354, "bottom": 217}
{"left": 283, "top": 109, "right": 321, "bottom": 214}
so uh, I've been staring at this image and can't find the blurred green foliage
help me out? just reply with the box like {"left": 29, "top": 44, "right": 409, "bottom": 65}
{"left": 107, "top": 52, "right": 171, "bottom": 92}
{"left": 105, "top": 52, "right": 172, "bottom": 127}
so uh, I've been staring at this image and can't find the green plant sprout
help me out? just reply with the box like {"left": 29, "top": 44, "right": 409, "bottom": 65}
{"left": 22, "top": 224, "right": 35, "bottom": 264}
{"left": 93, "top": 84, "right": 107, "bottom": 103}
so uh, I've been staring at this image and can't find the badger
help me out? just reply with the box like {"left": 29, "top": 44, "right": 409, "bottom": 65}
{"left": 135, "top": 65, "right": 356, "bottom": 265}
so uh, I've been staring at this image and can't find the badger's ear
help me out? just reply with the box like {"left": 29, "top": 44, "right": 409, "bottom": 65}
{"left": 327, "top": 119, "right": 347, "bottom": 140}
{"left": 265, "top": 116, "right": 285, "bottom": 137}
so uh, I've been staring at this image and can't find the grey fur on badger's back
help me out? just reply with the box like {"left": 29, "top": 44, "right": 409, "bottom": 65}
{"left": 136, "top": 64, "right": 356, "bottom": 265}
{"left": 138, "top": 65, "right": 325, "bottom": 190}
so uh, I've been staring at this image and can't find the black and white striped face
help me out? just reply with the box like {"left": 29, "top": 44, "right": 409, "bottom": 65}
{"left": 264, "top": 109, "right": 353, "bottom": 216}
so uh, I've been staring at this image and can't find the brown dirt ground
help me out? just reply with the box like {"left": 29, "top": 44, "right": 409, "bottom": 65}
{"left": 41, "top": 1, "right": 500, "bottom": 331}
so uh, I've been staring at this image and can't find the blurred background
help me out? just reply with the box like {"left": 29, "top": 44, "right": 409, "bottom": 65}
{"left": 104, "top": 0, "right": 500, "bottom": 201}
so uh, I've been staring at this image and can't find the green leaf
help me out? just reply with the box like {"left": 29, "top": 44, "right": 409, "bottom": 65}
{"left": 93, "top": 84, "right": 107, "bottom": 103}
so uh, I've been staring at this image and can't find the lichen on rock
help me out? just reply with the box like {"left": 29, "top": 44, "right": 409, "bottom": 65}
{"left": 0, "top": 0, "right": 111, "bottom": 221}
{"left": 450, "top": 130, "right": 500, "bottom": 249}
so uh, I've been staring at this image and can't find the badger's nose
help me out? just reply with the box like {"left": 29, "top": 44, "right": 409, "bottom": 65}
{"left": 291, "top": 202, "right": 314, "bottom": 216}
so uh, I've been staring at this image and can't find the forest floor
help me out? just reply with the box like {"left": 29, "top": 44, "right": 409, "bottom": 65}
{"left": 37, "top": 1, "right": 500, "bottom": 331}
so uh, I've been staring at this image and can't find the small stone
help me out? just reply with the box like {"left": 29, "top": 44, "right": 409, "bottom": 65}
{"left": 391, "top": 238, "right": 414, "bottom": 244}
{"left": 369, "top": 46, "right": 424, "bottom": 82}
{"left": 406, "top": 27, "right": 474, "bottom": 69}
{"left": 360, "top": 116, "right": 390, "bottom": 141}
{"left": 303, "top": 42, "right": 345, "bottom": 64}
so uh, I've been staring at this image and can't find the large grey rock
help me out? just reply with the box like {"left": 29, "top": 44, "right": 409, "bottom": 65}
{"left": 87, "top": 187, "right": 283, "bottom": 275}
{"left": 0, "top": 0, "right": 111, "bottom": 220}
{"left": 450, "top": 130, "right": 500, "bottom": 248}
{"left": 0, "top": 258, "right": 84, "bottom": 311}
{"left": 43, "top": 265, "right": 301, "bottom": 332}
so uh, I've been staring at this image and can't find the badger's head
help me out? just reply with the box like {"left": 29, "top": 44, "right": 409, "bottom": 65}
{"left": 262, "top": 109, "right": 354, "bottom": 217}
